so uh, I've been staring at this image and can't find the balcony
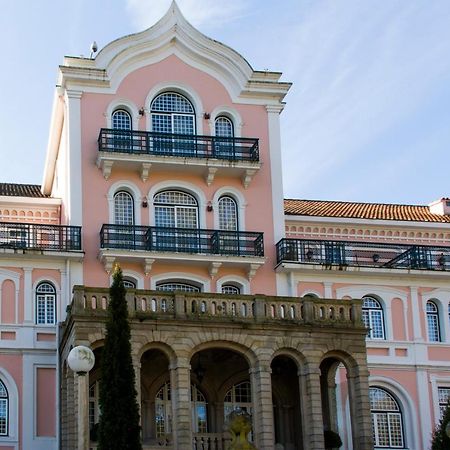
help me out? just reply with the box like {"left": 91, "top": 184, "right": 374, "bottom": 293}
{"left": 70, "top": 286, "right": 362, "bottom": 328}
{"left": 97, "top": 128, "right": 261, "bottom": 187}
{"left": 0, "top": 222, "right": 82, "bottom": 252}
{"left": 99, "top": 225, "right": 265, "bottom": 277}
{"left": 276, "top": 238, "right": 449, "bottom": 273}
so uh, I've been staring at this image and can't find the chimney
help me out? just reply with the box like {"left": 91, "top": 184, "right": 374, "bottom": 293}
{"left": 428, "top": 198, "right": 450, "bottom": 215}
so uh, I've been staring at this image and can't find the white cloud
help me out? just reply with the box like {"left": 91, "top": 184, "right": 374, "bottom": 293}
{"left": 126, "top": 0, "right": 248, "bottom": 30}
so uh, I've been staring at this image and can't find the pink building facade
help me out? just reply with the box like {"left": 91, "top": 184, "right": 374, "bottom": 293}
{"left": 0, "top": 3, "right": 448, "bottom": 450}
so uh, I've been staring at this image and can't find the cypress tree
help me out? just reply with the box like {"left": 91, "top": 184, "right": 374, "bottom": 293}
{"left": 98, "top": 265, "right": 142, "bottom": 450}
{"left": 431, "top": 401, "right": 450, "bottom": 450}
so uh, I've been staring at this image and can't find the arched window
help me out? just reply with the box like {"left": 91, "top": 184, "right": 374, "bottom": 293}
{"left": 151, "top": 92, "right": 195, "bottom": 135}
{"left": 154, "top": 191, "right": 198, "bottom": 229}
{"left": 369, "top": 387, "right": 404, "bottom": 448}
{"left": 114, "top": 191, "right": 134, "bottom": 225}
{"left": 215, "top": 116, "right": 234, "bottom": 137}
{"left": 36, "top": 282, "right": 56, "bottom": 325}
{"left": 224, "top": 381, "right": 252, "bottom": 419}
{"left": 155, "top": 382, "right": 172, "bottom": 438}
{"left": 112, "top": 109, "right": 132, "bottom": 130}
{"left": 156, "top": 282, "right": 200, "bottom": 293}
{"left": 218, "top": 196, "right": 238, "bottom": 231}
{"left": 222, "top": 284, "right": 240, "bottom": 295}
{"left": 123, "top": 278, "right": 137, "bottom": 289}
{"left": 214, "top": 116, "right": 234, "bottom": 158}
{"left": 191, "top": 384, "right": 208, "bottom": 433}
{"left": 362, "top": 296, "right": 385, "bottom": 339}
{"left": 0, "top": 380, "right": 8, "bottom": 436}
{"left": 427, "top": 300, "right": 441, "bottom": 342}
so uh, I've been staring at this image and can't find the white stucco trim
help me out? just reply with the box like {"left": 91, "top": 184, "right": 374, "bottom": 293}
{"left": 422, "top": 289, "right": 450, "bottom": 343}
{"left": 212, "top": 186, "right": 247, "bottom": 231}
{"left": 144, "top": 81, "right": 204, "bottom": 135}
{"left": 369, "top": 376, "right": 419, "bottom": 450}
{"left": 147, "top": 180, "right": 207, "bottom": 228}
{"left": 150, "top": 272, "right": 210, "bottom": 292}
{"left": 216, "top": 275, "right": 250, "bottom": 295}
{"left": 208, "top": 106, "right": 243, "bottom": 137}
{"left": 105, "top": 98, "right": 140, "bottom": 129}
{"left": 106, "top": 180, "right": 142, "bottom": 225}
{"left": 335, "top": 285, "right": 408, "bottom": 341}
{"left": 430, "top": 375, "right": 450, "bottom": 426}
{"left": 109, "top": 270, "right": 144, "bottom": 289}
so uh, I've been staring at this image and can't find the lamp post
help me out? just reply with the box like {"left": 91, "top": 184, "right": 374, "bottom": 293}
{"left": 68, "top": 345, "right": 95, "bottom": 450}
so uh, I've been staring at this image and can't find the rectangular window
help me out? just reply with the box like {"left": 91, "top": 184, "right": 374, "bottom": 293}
{"left": 438, "top": 387, "right": 450, "bottom": 419}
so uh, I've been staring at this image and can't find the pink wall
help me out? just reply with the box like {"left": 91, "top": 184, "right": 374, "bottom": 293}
{"left": 391, "top": 298, "right": 406, "bottom": 341}
{"left": 36, "top": 368, "right": 56, "bottom": 437}
{"left": 1, "top": 280, "right": 15, "bottom": 324}
{"left": 79, "top": 54, "right": 277, "bottom": 294}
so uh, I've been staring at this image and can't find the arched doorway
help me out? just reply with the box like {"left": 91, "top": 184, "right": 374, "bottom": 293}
{"left": 271, "top": 355, "right": 303, "bottom": 450}
{"left": 190, "top": 347, "right": 251, "bottom": 449}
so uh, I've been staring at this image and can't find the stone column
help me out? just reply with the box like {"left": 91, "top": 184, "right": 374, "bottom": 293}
{"left": 132, "top": 356, "right": 142, "bottom": 421}
{"left": 170, "top": 358, "right": 192, "bottom": 448}
{"left": 249, "top": 363, "right": 274, "bottom": 449}
{"left": 347, "top": 365, "right": 374, "bottom": 450}
{"left": 299, "top": 365, "right": 325, "bottom": 450}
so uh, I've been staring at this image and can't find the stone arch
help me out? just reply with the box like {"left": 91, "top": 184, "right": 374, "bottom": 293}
{"left": 137, "top": 341, "right": 177, "bottom": 366}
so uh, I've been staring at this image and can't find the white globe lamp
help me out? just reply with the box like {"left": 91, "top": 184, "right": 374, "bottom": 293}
{"left": 68, "top": 345, "right": 95, "bottom": 375}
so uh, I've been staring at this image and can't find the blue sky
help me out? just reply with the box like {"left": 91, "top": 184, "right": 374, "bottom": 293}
{"left": 1, "top": 0, "right": 449, "bottom": 205}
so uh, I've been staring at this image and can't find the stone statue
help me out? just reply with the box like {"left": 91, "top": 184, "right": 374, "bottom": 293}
{"left": 226, "top": 409, "right": 257, "bottom": 450}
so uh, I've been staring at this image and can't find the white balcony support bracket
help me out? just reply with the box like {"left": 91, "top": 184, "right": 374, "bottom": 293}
{"left": 101, "top": 255, "right": 116, "bottom": 273}
{"left": 143, "top": 258, "right": 155, "bottom": 275}
{"left": 141, "top": 163, "right": 152, "bottom": 182}
{"left": 205, "top": 167, "right": 218, "bottom": 186}
{"left": 242, "top": 169, "right": 257, "bottom": 189}
{"left": 247, "top": 263, "right": 261, "bottom": 280}
{"left": 209, "top": 262, "right": 222, "bottom": 278}
{"left": 97, "top": 157, "right": 114, "bottom": 180}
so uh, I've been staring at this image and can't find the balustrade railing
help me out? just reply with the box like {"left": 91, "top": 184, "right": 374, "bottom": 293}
{"left": 193, "top": 433, "right": 231, "bottom": 450}
{"left": 70, "top": 287, "right": 362, "bottom": 327}
{"left": 100, "top": 224, "right": 264, "bottom": 257}
{"left": 0, "top": 222, "right": 82, "bottom": 251}
{"left": 277, "top": 238, "right": 450, "bottom": 271}
{"left": 98, "top": 128, "right": 259, "bottom": 162}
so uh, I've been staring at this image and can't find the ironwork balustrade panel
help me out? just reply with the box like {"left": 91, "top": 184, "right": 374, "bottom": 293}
{"left": 276, "top": 238, "right": 450, "bottom": 271}
{"left": 0, "top": 222, "right": 82, "bottom": 251}
{"left": 100, "top": 225, "right": 264, "bottom": 257}
{"left": 98, "top": 128, "right": 259, "bottom": 162}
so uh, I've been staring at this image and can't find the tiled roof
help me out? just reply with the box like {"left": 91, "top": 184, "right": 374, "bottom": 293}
{"left": 0, "top": 183, "right": 46, "bottom": 198}
{"left": 284, "top": 199, "right": 450, "bottom": 223}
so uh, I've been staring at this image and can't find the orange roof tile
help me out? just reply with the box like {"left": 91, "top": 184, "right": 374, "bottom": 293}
{"left": 284, "top": 199, "right": 450, "bottom": 223}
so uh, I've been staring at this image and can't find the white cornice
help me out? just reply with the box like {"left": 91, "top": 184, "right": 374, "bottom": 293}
{"left": 0, "top": 196, "right": 61, "bottom": 206}
{"left": 57, "top": 2, "right": 291, "bottom": 104}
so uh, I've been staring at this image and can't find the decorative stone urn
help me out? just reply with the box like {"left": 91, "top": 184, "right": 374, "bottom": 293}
{"left": 226, "top": 409, "right": 257, "bottom": 450}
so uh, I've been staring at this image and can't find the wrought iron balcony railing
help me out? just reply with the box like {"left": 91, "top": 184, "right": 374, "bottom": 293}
{"left": 100, "top": 224, "right": 264, "bottom": 257}
{"left": 276, "top": 238, "right": 449, "bottom": 271}
{"left": 0, "top": 222, "right": 82, "bottom": 252}
{"left": 98, "top": 128, "right": 259, "bottom": 162}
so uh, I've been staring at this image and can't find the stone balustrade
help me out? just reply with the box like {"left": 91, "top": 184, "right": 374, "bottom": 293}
{"left": 69, "top": 286, "right": 362, "bottom": 327}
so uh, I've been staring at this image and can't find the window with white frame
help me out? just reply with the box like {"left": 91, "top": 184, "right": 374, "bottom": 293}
{"left": 156, "top": 282, "right": 200, "bottom": 293}
{"left": 218, "top": 196, "right": 238, "bottom": 231}
{"left": 36, "top": 282, "right": 56, "bottom": 325}
{"left": 89, "top": 380, "right": 100, "bottom": 430}
{"left": 151, "top": 92, "right": 195, "bottom": 135}
{"left": 191, "top": 384, "right": 208, "bottom": 433}
{"left": 114, "top": 191, "right": 134, "bottom": 225}
{"left": 215, "top": 116, "right": 234, "bottom": 137}
{"left": 155, "top": 382, "right": 172, "bottom": 438}
{"left": 438, "top": 387, "right": 450, "bottom": 419}
{"left": 224, "top": 381, "right": 252, "bottom": 419}
{"left": 427, "top": 300, "right": 441, "bottom": 342}
{"left": 369, "top": 387, "right": 404, "bottom": 448}
{"left": 362, "top": 296, "right": 385, "bottom": 339}
{"left": 123, "top": 278, "right": 137, "bottom": 289}
{"left": 222, "top": 284, "right": 240, "bottom": 295}
{"left": 112, "top": 109, "right": 132, "bottom": 130}
{"left": 0, "top": 380, "right": 8, "bottom": 436}
{"left": 154, "top": 191, "right": 198, "bottom": 229}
